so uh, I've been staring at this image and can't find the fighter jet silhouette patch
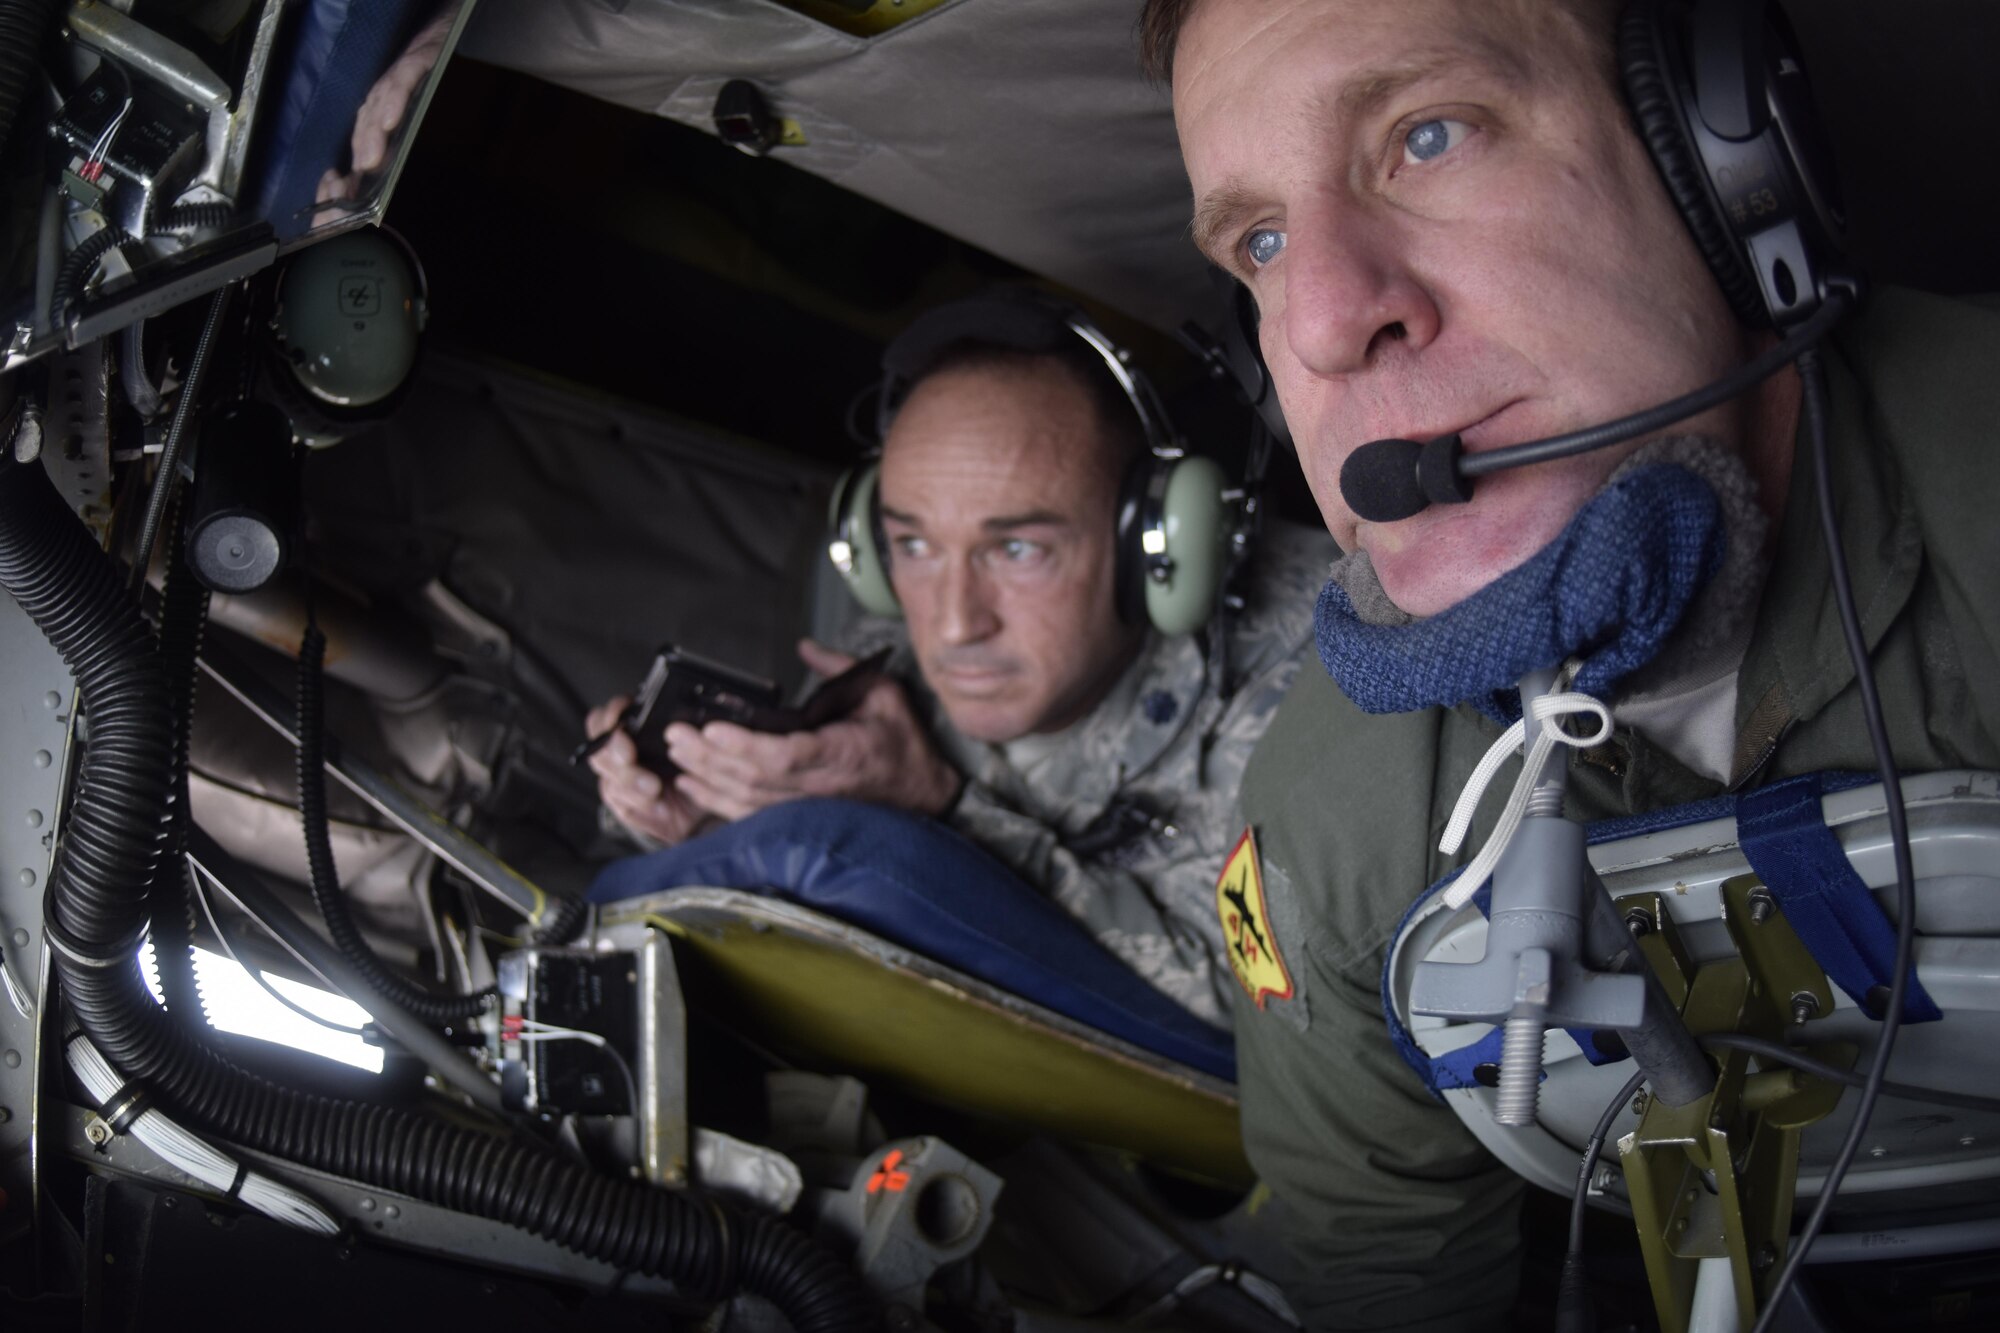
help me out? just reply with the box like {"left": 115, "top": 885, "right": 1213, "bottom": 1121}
{"left": 1216, "top": 827, "right": 1292, "bottom": 1008}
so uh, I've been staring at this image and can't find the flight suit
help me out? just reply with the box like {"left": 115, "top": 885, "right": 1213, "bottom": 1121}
{"left": 1226, "top": 288, "right": 2000, "bottom": 1328}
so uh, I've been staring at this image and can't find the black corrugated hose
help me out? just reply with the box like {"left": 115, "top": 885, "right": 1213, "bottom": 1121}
{"left": 295, "top": 618, "right": 492, "bottom": 1025}
{"left": 531, "top": 893, "right": 589, "bottom": 947}
{"left": 50, "top": 224, "right": 140, "bottom": 333}
{"left": 0, "top": 451, "right": 872, "bottom": 1333}
{"left": 50, "top": 206, "right": 239, "bottom": 333}
{"left": 0, "top": 0, "right": 59, "bottom": 165}
{"left": 147, "top": 494, "right": 212, "bottom": 1025}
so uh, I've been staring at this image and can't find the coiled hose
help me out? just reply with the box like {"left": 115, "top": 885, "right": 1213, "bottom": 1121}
{"left": 531, "top": 894, "right": 589, "bottom": 947}
{"left": 0, "top": 453, "right": 872, "bottom": 1333}
{"left": 297, "top": 620, "right": 492, "bottom": 1025}
{"left": 147, "top": 495, "right": 211, "bottom": 1024}
{"left": 50, "top": 206, "right": 240, "bottom": 332}
{"left": 50, "top": 224, "right": 140, "bottom": 332}
{"left": 0, "top": 0, "right": 59, "bottom": 165}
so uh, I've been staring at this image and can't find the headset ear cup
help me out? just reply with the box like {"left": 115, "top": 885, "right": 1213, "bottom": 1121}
{"left": 826, "top": 464, "right": 901, "bottom": 618}
{"left": 1618, "top": 0, "right": 1771, "bottom": 327}
{"left": 1143, "top": 455, "right": 1230, "bottom": 636}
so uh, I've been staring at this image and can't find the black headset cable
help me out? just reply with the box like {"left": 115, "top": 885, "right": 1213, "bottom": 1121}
{"left": 1748, "top": 345, "right": 1917, "bottom": 1331}
{"left": 1557, "top": 1067, "right": 1653, "bottom": 1333}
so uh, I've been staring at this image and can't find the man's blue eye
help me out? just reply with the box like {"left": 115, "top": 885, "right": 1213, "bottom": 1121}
{"left": 1245, "top": 228, "right": 1285, "bottom": 268}
{"left": 1403, "top": 118, "right": 1470, "bottom": 165}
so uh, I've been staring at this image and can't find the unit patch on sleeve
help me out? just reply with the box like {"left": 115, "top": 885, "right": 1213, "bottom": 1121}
{"left": 1216, "top": 826, "right": 1293, "bottom": 1009}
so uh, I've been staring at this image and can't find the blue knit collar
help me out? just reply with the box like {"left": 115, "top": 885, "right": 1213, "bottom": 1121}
{"left": 1313, "top": 463, "right": 1728, "bottom": 723}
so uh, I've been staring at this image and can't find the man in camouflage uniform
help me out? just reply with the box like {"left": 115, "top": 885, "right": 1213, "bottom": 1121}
{"left": 589, "top": 329, "right": 1334, "bottom": 1027}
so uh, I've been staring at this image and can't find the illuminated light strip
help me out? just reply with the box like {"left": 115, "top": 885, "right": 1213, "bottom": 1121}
{"left": 139, "top": 942, "right": 382, "bottom": 1073}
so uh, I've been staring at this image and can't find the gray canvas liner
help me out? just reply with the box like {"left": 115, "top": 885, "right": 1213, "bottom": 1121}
{"left": 459, "top": 0, "right": 1211, "bottom": 333}
{"left": 458, "top": 0, "right": 2000, "bottom": 333}
{"left": 308, "top": 351, "right": 840, "bottom": 707}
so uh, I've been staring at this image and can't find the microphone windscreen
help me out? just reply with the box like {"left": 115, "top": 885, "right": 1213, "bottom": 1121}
{"left": 1340, "top": 438, "right": 1429, "bottom": 523}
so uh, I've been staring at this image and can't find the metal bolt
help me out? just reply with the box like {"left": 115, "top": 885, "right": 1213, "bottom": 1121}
{"left": 1790, "top": 992, "right": 1821, "bottom": 1026}
{"left": 1753, "top": 1243, "right": 1779, "bottom": 1274}
{"left": 25, "top": 809, "right": 43, "bottom": 828}
{"left": 32, "top": 750, "right": 51, "bottom": 769}
{"left": 1624, "top": 906, "right": 1654, "bottom": 938}
{"left": 16, "top": 869, "right": 32, "bottom": 888}
{"left": 1631, "top": 1091, "right": 1651, "bottom": 1116}
{"left": 0, "top": 1106, "right": 11, "bottom": 1123}
{"left": 84, "top": 1117, "right": 111, "bottom": 1146}
{"left": 385, "top": 1204, "right": 399, "bottom": 1219}
{"left": 1673, "top": 1217, "right": 1689, "bottom": 1235}
{"left": 1746, "top": 887, "right": 1776, "bottom": 925}
{"left": 1592, "top": 1165, "right": 1617, "bottom": 1191}
{"left": 1, "top": 1049, "right": 18, "bottom": 1069}
{"left": 359, "top": 1197, "right": 376, "bottom": 1211}
{"left": 1495, "top": 1014, "right": 1545, "bottom": 1126}
{"left": 8, "top": 929, "right": 25, "bottom": 949}
{"left": 43, "top": 692, "right": 60, "bottom": 710}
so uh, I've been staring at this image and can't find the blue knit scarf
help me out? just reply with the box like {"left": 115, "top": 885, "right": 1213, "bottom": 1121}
{"left": 1314, "top": 463, "right": 1727, "bottom": 723}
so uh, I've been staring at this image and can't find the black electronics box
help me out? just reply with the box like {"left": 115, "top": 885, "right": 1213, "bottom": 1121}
{"left": 523, "top": 952, "right": 639, "bottom": 1116}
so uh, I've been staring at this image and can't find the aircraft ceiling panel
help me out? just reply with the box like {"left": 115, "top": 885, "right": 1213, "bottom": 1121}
{"left": 459, "top": 0, "right": 1208, "bottom": 333}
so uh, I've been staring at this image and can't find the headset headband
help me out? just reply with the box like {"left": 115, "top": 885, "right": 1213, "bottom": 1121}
{"left": 875, "top": 291, "right": 1177, "bottom": 454}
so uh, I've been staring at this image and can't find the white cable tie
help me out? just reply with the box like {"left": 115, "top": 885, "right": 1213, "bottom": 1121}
{"left": 1439, "top": 692, "right": 1611, "bottom": 912}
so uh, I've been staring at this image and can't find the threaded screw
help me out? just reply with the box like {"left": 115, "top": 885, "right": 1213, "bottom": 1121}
{"left": 1495, "top": 1014, "right": 1545, "bottom": 1126}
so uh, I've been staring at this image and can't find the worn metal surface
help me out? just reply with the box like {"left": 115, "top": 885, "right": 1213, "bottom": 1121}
{"left": 1617, "top": 876, "right": 1847, "bottom": 1333}
{"left": 0, "top": 553, "right": 79, "bottom": 1252}
{"left": 599, "top": 888, "right": 1248, "bottom": 1186}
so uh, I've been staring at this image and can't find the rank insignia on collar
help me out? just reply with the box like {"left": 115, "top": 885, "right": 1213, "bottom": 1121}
{"left": 1216, "top": 827, "right": 1292, "bottom": 1008}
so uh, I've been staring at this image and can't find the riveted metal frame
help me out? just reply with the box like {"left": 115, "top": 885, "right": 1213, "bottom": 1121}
{"left": 0, "top": 578, "right": 80, "bottom": 1257}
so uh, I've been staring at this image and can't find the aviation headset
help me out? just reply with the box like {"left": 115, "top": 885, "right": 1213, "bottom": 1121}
{"left": 825, "top": 291, "right": 1235, "bottom": 637}
{"left": 262, "top": 226, "right": 430, "bottom": 446}
{"left": 1212, "top": 0, "right": 1848, "bottom": 439}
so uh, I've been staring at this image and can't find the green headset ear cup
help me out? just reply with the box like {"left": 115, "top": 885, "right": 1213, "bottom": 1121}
{"left": 1143, "top": 454, "right": 1230, "bottom": 636}
{"left": 827, "top": 464, "right": 902, "bottom": 618}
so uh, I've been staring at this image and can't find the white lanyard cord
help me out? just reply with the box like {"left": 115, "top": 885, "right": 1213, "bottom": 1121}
{"left": 1438, "top": 691, "right": 1613, "bottom": 912}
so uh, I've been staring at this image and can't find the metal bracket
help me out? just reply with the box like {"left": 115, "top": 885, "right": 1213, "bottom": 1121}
{"left": 1616, "top": 874, "right": 1849, "bottom": 1331}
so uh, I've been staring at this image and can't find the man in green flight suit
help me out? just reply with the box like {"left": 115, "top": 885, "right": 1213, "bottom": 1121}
{"left": 1141, "top": 0, "right": 2000, "bottom": 1326}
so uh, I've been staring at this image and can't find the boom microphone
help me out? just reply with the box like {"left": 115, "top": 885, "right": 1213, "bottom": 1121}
{"left": 1339, "top": 286, "right": 1854, "bottom": 524}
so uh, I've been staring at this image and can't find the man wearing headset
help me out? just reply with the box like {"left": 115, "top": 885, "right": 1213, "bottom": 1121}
{"left": 1144, "top": 0, "right": 2000, "bottom": 1326}
{"left": 587, "top": 296, "right": 1336, "bottom": 1030}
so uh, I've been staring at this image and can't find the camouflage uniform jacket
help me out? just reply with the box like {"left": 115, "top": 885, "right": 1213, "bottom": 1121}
{"left": 849, "top": 519, "right": 1336, "bottom": 1029}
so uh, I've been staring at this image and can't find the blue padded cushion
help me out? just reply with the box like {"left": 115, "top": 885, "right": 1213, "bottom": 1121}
{"left": 589, "top": 798, "right": 1236, "bottom": 1082}
{"left": 254, "top": 1, "right": 426, "bottom": 240}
